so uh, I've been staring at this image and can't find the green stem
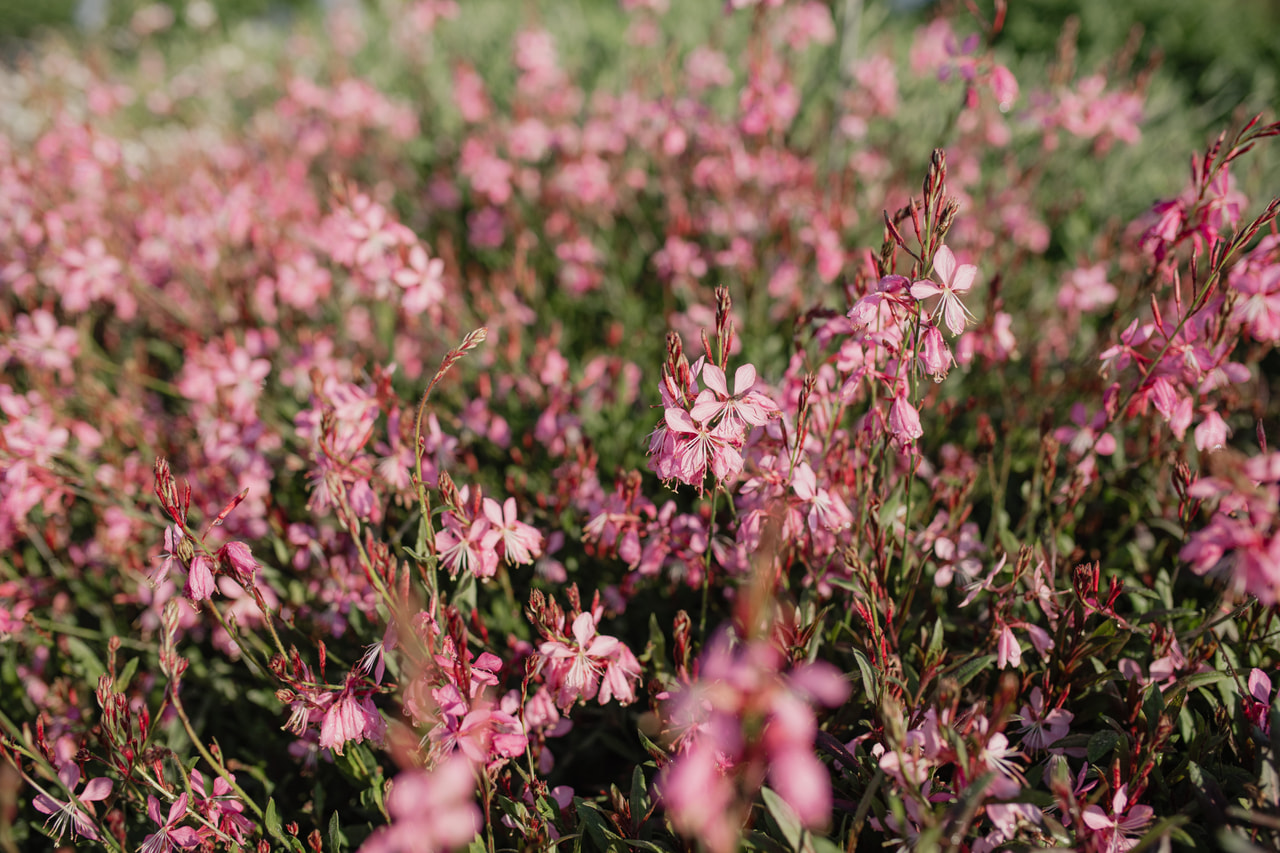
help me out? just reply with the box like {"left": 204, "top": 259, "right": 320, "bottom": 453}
{"left": 700, "top": 488, "right": 719, "bottom": 639}
{"left": 169, "top": 691, "right": 265, "bottom": 820}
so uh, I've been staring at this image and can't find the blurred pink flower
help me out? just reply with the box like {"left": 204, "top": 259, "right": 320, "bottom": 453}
{"left": 360, "top": 757, "right": 481, "bottom": 853}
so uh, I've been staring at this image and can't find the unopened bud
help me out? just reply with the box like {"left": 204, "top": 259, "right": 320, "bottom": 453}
{"left": 437, "top": 471, "right": 462, "bottom": 511}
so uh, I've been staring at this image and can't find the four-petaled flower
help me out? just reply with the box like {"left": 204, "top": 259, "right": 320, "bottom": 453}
{"left": 911, "top": 245, "right": 977, "bottom": 336}
{"left": 32, "top": 764, "right": 112, "bottom": 843}
{"left": 689, "top": 363, "right": 780, "bottom": 437}
{"left": 482, "top": 497, "right": 544, "bottom": 565}
{"left": 141, "top": 793, "right": 200, "bottom": 853}
{"left": 1082, "top": 784, "right": 1155, "bottom": 852}
{"left": 663, "top": 407, "right": 743, "bottom": 489}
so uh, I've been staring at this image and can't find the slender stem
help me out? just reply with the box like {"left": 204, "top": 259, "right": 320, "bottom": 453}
{"left": 700, "top": 488, "right": 719, "bottom": 639}
{"left": 168, "top": 691, "right": 265, "bottom": 820}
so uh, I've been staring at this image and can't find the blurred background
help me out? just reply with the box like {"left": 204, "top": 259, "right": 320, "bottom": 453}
{"left": 0, "top": 0, "right": 1275, "bottom": 136}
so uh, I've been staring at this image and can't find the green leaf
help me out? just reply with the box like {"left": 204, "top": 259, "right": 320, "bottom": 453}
{"left": 644, "top": 612, "right": 666, "bottom": 667}
{"left": 630, "top": 765, "right": 649, "bottom": 828}
{"left": 115, "top": 656, "right": 139, "bottom": 692}
{"left": 1142, "top": 685, "right": 1165, "bottom": 730}
{"left": 622, "top": 841, "right": 670, "bottom": 853}
{"left": 951, "top": 655, "right": 996, "bottom": 688}
{"left": 761, "top": 787, "right": 809, "bottom": 853}
{"left": 265, "top": 798, "right": 283, "bottom": 842}
{"left": 851, "top": 648, "right": 876, "bottom": 698}
{"left": 63, "top": 637, "right": 106, "bottom": 683}
{"left": 328, "top": 811, "right": 346, "bottom": 852}
{"left": 927, "top": 617, "right": 945, "bottom": 660}
{"left": 576, "top": 799, "right": 624, "bottom": 853}
{"left": 1087, "top": 729, "right": 1122, "bottom": 764}
{"left": 1179, "top": 671, "right": 1229, "bottom": 692}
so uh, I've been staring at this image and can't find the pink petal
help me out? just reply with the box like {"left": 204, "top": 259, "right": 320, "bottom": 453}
{"left": 32, "top": 794, "right": 62, "bottom": 816}
{"left": 768, "top": 749, "right": 831, "bottom": 828}
{"left": 701, "top": 363, "right": 728, "bottom": 396}
{"left": 792, "top": 463, "right": 817, "bottom": 501}
{"left": 170, "top": 826, "right": 201, "bottom": 848}
{"left": 664, "top": 407, "right": 698, "bottom": 434}
{"left": 933, "top": 245, "right": 957, "bottom": 284}
{"left": 732, "top": 363, "right": 757, "bottom": 394}
{"left": 1081, "top": 806, "right": 1113, "bottom": 831}
{"left": 943, "top": 298, "right": 966, "bottom": 335}
{"left": 1250, "top": 669, "right": 1273, "bottom": 703}
{"left": 911, "top": 281, "right": 942, "bottom": 300}
{"left": 80, "top": 777, "right": 113, "bottom": 802}
{"left": 586, "top": 635, "right": 620, "bottom": 657}
{"left": 950, "top": 262, "right": 977, "bottom": 294}
{"left": 571, "top": 612, "right": 596, "bottom": 646}
{"left": 57, "top": 764, "right": 80, "bottom": 789}
{"left": 147, "top": 795, "right": 165, "bottom": 825}
{"left": 166, "top": 793, "right": 189, "bottom": 826}
{"left": 482, "top": 497, "right": 504, "bottom": 526}
{"left": 688, "top": 390, "right": 723, "bottom": 423}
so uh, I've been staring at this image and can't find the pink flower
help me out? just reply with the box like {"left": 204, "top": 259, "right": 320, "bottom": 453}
{"left": 598, "top": 641, "right": 642, "bottom": 706}
{"left": 689, "top": 362, "right": 780, "bottom": 437}
{"left": 541, "top": 612, "right": 614, "bottom": 706}
{"left": 141, "top": 793, "right": 200, "bottom": 853}
{"left": 184, "top": 554, "right": 215, "bottom": 602}
{"left": 436, "top": 514, "right": 502, "bottom": 580}
{"left": 660, "top": 746, "right": 738, "bottom": 853}
{"left": 1014, "top": 687, "right": 1072, "bottom": 750}
{"left": 318, "top": 674, "right": 386, "bottom": 755}
{"left": 539, "top": 612, "right": 638, "bottom": 709}
{"left": 1194, "top": 409, "right": 1229, "bottom": 452}
{"left": 1082, "top": 785, "right": 1155, "bottom": 852}
{"left": 1054, "top": 403, "right": 1117, "bottom": 457}
{"left": 1244, "top": 669, "right": 1274, "bottom": 733}
{"left": 911, "top": 245, "right": 977, "bottom": 336}
{"left": 32, "top": 764, "right": 113, "bottom": 842}
{"left": 792, "top": 462, "right": 852, "bottom": 531}
{"left": 217, "top": 541, "right": 259, "bottom": 585}
{"left": 918, "top": 323, "right": 954, "bottom": 381}
{"left": 663, "top": 407, "right": 743, "bottom": 489}
{"left": 1058, "top": 264, "right": 1117, "bottom": 313}
{"left": 482, "top": 497, "right": 544, "bottom": 566}
{"left": 428, "top": 687, "right": 528, "bottom": 767}
{"left": 154, "top": 524, "right": 185, "bottom": 585}
{"left": 990, "top": 64, "right": 1018, "bottom": 111}
{"left": 360, "top": 757, "right": 481, "bottom": 853}
{"left": 888, "top": 394, "right": 923, "bottom": 443}
{"left": 996, "top": 625, "right": 1022, "bottom": 669}
{"left": 188, "top": 769, "right": 254, "bottom": 842}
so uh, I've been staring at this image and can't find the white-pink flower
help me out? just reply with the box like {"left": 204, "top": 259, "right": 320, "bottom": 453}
{"left": 483, "top": 497, "right": 544, "bottom": 566}
{"left": 436, "top": 514, "right": 502, "bottom": 580}
{"left": 664, "top": 407, "right": 743, "bottom": 489}
{"left": 792, "top": 462, "right": 852, "bottom": 531}
{"left": 539, "top": 612, "right": 619, "bottom": 709}
{"left": 911, "top": 245, "right": 977, "bottom": 336}
{"left": 689, "top": 362, "right": 780, "bottom": 438}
